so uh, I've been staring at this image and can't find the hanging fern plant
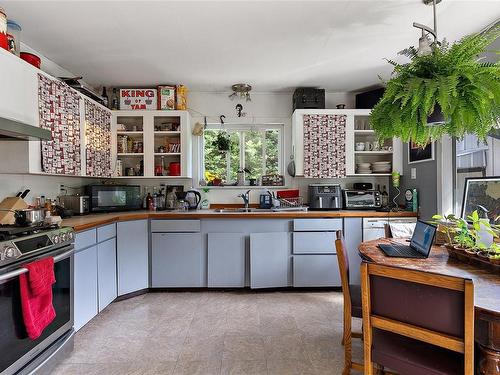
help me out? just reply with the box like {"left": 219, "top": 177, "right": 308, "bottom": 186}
{"left": 371, "top": 27, "right": 500, "bottom": 146}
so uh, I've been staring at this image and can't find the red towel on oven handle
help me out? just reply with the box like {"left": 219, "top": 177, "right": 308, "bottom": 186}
{"left": 19, "top": 257, "right": 56, "bottom": 340}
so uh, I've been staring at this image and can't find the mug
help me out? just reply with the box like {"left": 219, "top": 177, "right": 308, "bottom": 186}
{"left": 364, "top": 141, "right": 374, "bottom": 151}
{"left": 373, "top": 141, "right": 380, "bottom": 151}
{"left": 355, "top": 142, "right": 365, "bottom": 151}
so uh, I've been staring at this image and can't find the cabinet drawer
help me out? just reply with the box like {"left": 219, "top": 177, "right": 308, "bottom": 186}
{"left": 293, "top": 219, "right": 342, "bottom": 232}
{"left": 293, "top": 232, "right": 336, "bottom": 254}
{"left": 293, "top": 255, "right": 340, "bottom": 287}
{"left": 97, "top": 223, "right": 116, "bottom": 243}
{"left": 151, "top": 219, "right": 201, "bottom": 233}
{"left": 75, "top": 229, "right": 97, "bottom": 251}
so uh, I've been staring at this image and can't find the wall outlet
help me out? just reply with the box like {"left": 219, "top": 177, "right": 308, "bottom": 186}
{"left": 411, "top": 168, "right": 417, "bottom": 179}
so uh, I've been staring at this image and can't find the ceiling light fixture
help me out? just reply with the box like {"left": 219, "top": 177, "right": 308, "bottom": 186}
{"left": 228, "top": 83, "right": 252, "bottom": 102}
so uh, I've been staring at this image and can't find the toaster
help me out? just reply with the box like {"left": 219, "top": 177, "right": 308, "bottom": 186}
{"left": 59, "top": 195, "right": 90, "bottom": 215}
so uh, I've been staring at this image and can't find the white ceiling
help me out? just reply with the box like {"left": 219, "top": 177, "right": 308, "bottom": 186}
{"left": 3, "top": 0, "right": 499, "bottom": 92}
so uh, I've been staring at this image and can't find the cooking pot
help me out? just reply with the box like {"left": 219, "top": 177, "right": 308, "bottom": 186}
{"left": 7, "top": 208, "right": 46, "bottom": 226}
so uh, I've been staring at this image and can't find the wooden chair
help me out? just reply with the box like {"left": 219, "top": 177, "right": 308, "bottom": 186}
{"left": 361, "top": 262, "right": 474, "bottom": 375}
{"left": 335, "top": 231, "right": 364, "bottom": 374}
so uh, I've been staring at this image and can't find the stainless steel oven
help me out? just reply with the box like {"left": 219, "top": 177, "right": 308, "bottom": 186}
{"left": 0, "top": 245, "right": 74, "bottom": 375}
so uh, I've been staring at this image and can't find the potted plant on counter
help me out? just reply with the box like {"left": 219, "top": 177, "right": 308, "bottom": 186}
{"left": 433, "top": 210, "right": 500, "bottom": 269}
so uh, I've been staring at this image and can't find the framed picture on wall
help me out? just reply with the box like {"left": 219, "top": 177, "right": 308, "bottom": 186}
{"left": 461, "top": 176, "right": 500, "bottom": 223}
{"left": 408, "top": 141, "right": 434, "bottom": 164}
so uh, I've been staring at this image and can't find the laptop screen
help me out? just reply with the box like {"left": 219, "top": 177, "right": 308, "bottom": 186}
{"left": 410, "top": 221, "right": 437, "bottom": 256}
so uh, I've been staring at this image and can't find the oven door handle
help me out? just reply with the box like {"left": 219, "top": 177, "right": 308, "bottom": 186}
{"left": 0, "top": 248, "right": 74, "bottom": 282}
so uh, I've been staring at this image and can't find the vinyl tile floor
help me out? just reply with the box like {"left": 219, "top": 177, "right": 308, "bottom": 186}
{"left": 53, "top": 291, "right": 364, "bottom": 375}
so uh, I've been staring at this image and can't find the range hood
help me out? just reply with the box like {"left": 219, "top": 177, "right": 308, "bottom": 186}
{"left": 0, "top": 116, "right": 51, "bottom": 141}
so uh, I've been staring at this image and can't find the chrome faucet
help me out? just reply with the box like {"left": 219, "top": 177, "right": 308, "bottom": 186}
{"left": 238, "top": 190, "right": 251, "bottom": 211}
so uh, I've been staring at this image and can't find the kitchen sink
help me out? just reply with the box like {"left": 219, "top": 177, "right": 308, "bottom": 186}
{"left": 215, "top": 207, "right": 307, "bottom": 213}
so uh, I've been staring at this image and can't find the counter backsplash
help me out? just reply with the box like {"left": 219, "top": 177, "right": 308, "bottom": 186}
{"left": 0, "top": 173, "right": 391, "bottom": 206}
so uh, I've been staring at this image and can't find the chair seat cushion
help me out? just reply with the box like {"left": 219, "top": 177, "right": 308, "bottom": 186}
{"left": 372, "top": 329, "right": 464, "bottom": 375}
{"left": 349, "top": 284, "right": 362, "bottom": 318}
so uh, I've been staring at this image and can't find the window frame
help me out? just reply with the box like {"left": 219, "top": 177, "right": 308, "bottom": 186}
{"left": 200, "top": 123, "right": 284, "bottom": 185}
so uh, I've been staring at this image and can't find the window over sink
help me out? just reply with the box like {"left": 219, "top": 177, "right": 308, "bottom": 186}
{"left": 201, "top": 123, "right": 283, "bottom": 185}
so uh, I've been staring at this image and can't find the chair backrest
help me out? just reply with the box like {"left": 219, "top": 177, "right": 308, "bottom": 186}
{"left": 335, "top": 231, "right": 350, "bottom": 302}
{"left": 361, "top": 262, "right": 474, "bottom": 374}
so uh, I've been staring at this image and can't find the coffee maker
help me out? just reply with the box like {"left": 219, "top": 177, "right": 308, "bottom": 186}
{"left": 308, "top": 184, "right": 343, "bottom": 210}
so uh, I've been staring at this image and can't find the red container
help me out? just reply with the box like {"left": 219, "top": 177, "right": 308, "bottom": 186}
{"left": 0, "top": 33, "right": 7, "bottom": 50}
{"left": 169, "top": 162, "right": 180, "bottom": 176}
{"left": 20, "top": 52, "right": 41, "bottom": 68}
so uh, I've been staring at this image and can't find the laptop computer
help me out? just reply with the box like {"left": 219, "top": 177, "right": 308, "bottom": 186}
{"left": 378, "top": 220, "right": 437, "bottom": 258}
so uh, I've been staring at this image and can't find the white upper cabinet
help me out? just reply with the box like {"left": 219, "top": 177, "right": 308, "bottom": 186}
{"left": 292, "top": 109, "right": 403, "bottom": 177}
{"left": 0, "top": 48, "right": 112, "bottom": 177}
{"left": 0, "top": 48, "right": 39, "bottom": 127}
{"left": 112, "top": 110, "right": 192, "bottom": 178}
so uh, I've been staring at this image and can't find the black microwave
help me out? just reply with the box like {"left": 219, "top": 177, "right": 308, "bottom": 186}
{"left": 86, "top": 185, "right": 142, "bottom": 212}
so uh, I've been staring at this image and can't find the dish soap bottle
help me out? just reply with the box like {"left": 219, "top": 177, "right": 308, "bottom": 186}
{"left": 200, "top": 188, "right": 210, "bottom": 210}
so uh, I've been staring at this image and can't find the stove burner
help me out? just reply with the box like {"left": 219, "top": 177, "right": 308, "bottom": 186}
{"left": 0, "top": 224, "right": 59, "bottom": 241}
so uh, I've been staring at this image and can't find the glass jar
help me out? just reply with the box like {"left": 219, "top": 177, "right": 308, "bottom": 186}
{"left": 7, "top": 20, "right": 21, "bottom": 56}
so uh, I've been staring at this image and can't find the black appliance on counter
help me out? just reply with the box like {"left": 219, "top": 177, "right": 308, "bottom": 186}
{"left": 86, "top": 184, "right": 142, "bottom": 212}
{"left": 0, "top": 224, "right": 75, "bottom": 375}
{"left": 293, "top": 88, "right": 325, "bottom": 110}
{"left": 308, "top": 184, "right": 342, "bottom": 210}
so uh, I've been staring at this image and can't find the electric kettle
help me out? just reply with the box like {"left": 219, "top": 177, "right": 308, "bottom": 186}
{"left": 185, "top": 190, "right": 201, "bottom": 210}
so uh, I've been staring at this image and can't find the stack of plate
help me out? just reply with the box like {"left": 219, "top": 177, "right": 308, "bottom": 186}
{"left": 372, "top": 161, "right": 392, "bottom": 173}
{"left": 356, "top": 162, "right": 372, "bottom": 174}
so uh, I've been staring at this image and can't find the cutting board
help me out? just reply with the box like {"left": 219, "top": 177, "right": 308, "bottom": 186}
{"left": 0, "top": 197, "right": 28, "bottom": 225}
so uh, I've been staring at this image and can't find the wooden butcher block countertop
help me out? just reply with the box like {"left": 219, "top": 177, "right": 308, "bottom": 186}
{"left": 62, "top": 209, "right": 418, "bottom": 232}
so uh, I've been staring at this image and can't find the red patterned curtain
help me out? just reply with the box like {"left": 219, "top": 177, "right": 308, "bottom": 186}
{"left": 303, "top": 114, "right": 346, "bottom": 178}
{"left": 38, "top": 74, "right": 81, "bottom": 175}
{"left": 85, "top": 99, "right": 112, "bottom": 177}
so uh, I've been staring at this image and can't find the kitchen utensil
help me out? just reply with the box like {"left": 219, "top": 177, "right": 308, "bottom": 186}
{"left": 185, "top": 190, "right": 201, "bottom": 210}
{"left": 0, "top": 196, "right": 28, "bottom": 225}
{"left": 20, "top": 189, "right": 30, "bottom": 199}
{"left": 11, "top": 208, "right": 45, "bottom": 226}
{"left": 355, "top": 142, "right": 365, "bottom": 151}
{"left": 20, "top": 52, "right": 41, "bottom": 68}
{"left": 287, "top": 146, "right": 296, "bottom": 177}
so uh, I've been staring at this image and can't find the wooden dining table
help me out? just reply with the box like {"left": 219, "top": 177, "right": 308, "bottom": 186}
{"left": 358, "top": 238, "right": 500, "bottom": 374}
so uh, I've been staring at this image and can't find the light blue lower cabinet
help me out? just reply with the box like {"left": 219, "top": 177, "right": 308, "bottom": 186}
{"left": 293, "top": 255, "right": 341, "bottom": 287}
{"left": 117, "top": 220, "right": 149, "bottom": 295}
{"left": 97, "top": 237, "right": 117, "bottom": 312}
{"left": 151, "top": 233, "right": 203, "bottom": 287}
{"left": 207, "top": 233, "right": 245, "bottom": 287}
{"left": 250, "top": 232, "right": 290, "bottom": 289}
{"left": 74, "top": 244, "right": 98, "bottom": 331}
